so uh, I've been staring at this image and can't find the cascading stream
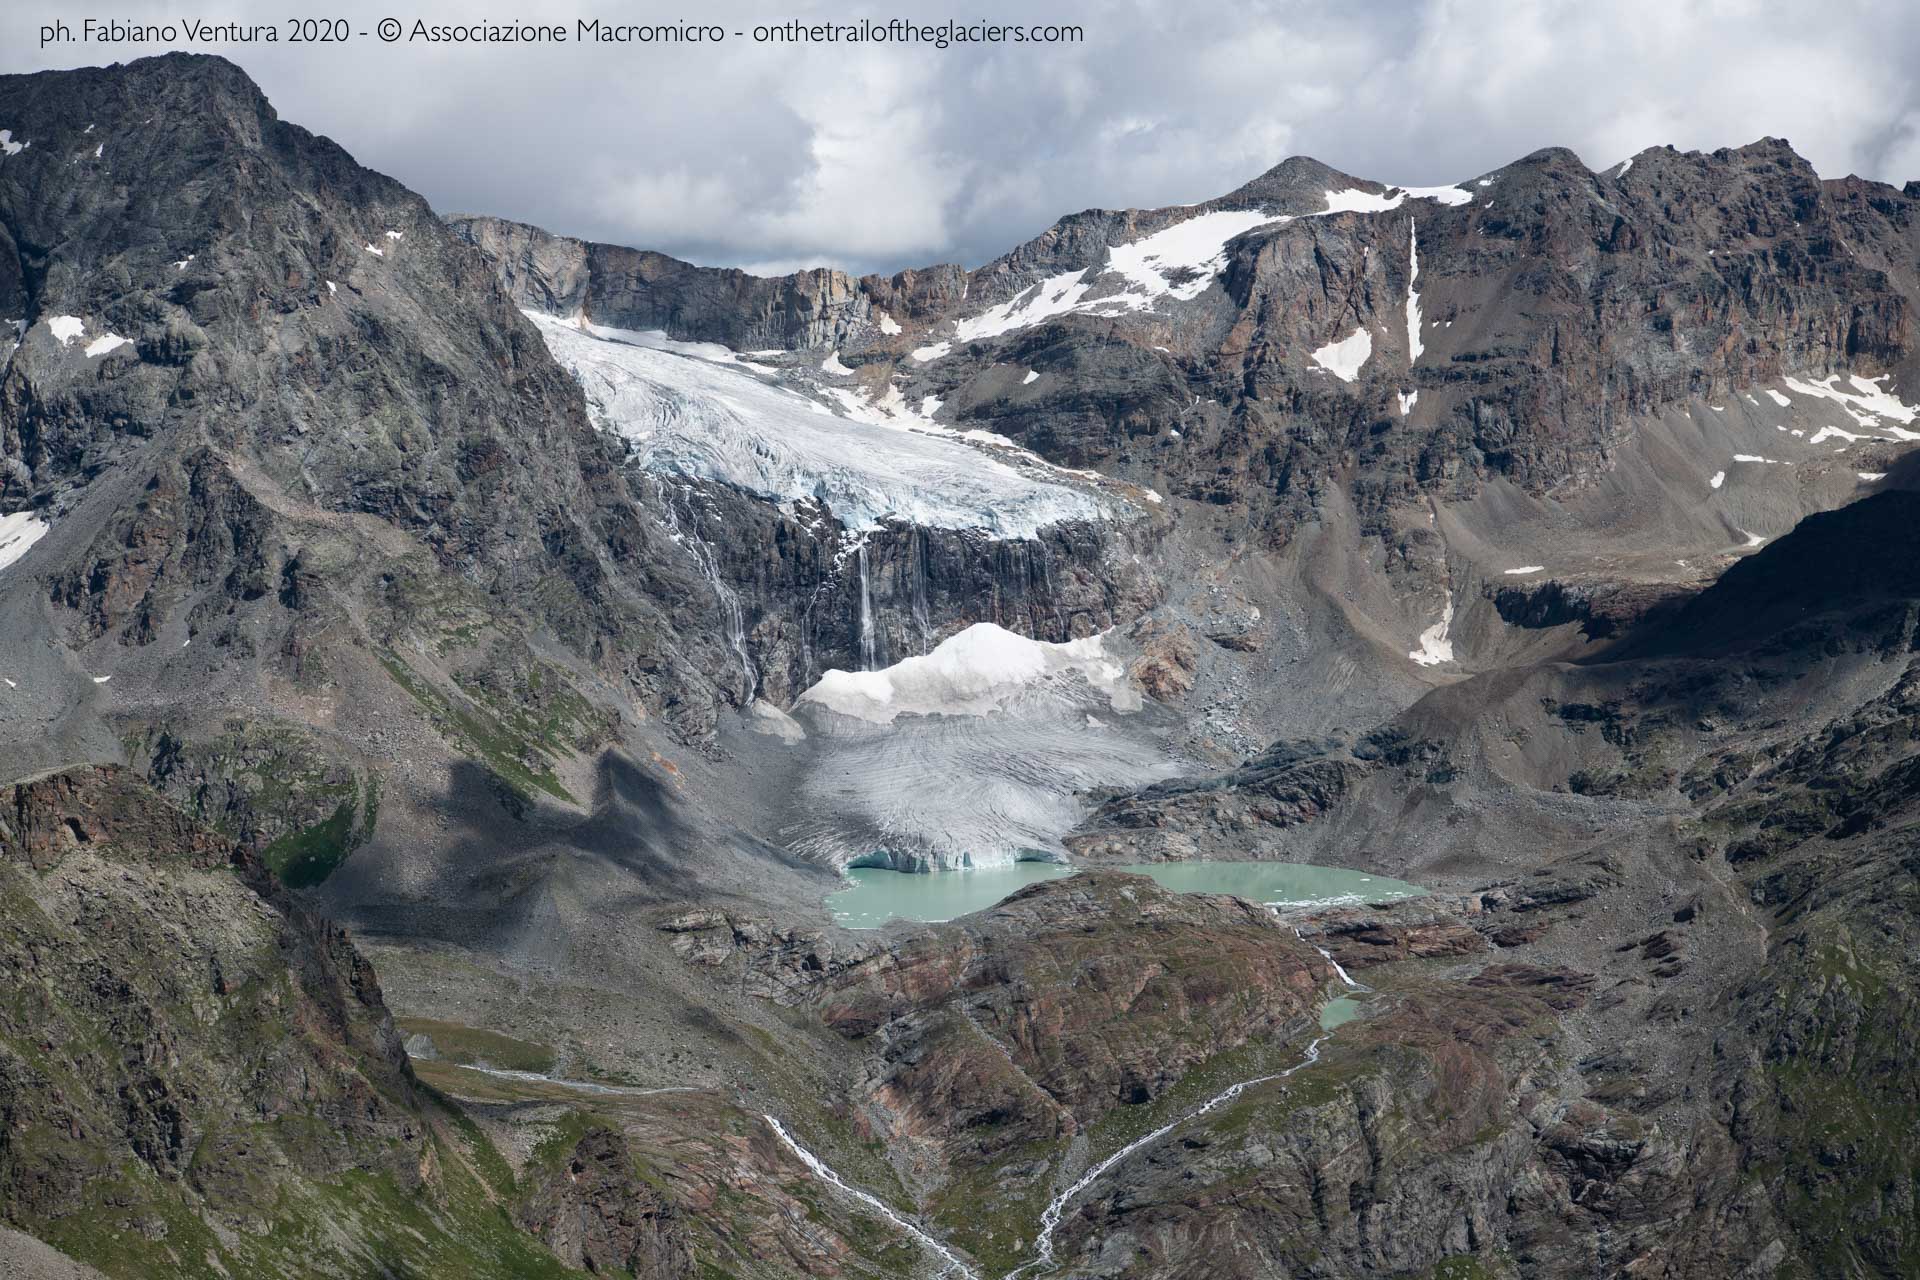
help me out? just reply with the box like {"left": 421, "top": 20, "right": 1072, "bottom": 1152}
{"left": 1005, "top": 1033, "right": 1330, "bottom": 1279}
{"left": 763, "top": 1115, "right": 977, "bottom": 1279}
{"left": 1294, "top": 924, "right": 1367, "bottom": 991}
{"left": 765, "top": 1028, "right": 1336, "bottom": 1280}
{"left": 660, "top": 484, "right": 757, "bottom": 700}
{"left": 856, "top": 541, "right": 879, "bottom": 671}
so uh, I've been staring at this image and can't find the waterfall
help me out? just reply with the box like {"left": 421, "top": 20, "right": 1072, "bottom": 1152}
{"left": 660, "top": 485, "right": 756, "bottom": 701}
{"left": 856, "top": 541, "right": 879, "bottom": 671}
{"left": 1009, "top": 1035, "right": 1329, "bottom": 1279}
{"left": 1032, "top": 539, "right": 1063, "bottom": 636}
{"left": 1317, "top": 945, "right": 1361, "bottom": 990}
{"left": 764, "top": 1115, "right": 977, "bottom": 1279}
{"left": 910, "top": 529, "right": 934, "bottom": 655}
{"left": 1293, "top": 926, "right": 1365, "bottom": 990}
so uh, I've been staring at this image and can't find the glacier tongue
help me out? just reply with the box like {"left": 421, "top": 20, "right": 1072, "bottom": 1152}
{"left": 526, "top": 310, "right": 1109, "bottom": 539}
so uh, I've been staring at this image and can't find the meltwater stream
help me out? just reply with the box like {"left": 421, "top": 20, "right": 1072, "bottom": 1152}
{"left": 766, "top": 1033, "right": 1338, "bottom": 1280}
{"left": 1008, "top": 1033, "right": 1332, "bottom": 1279}
{"left": 764, "top": 1115, "right": 978, "bottom": 1279}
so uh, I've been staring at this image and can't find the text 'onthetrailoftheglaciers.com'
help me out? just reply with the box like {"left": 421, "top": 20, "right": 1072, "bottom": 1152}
{"left": 37, "top": 16, "right": 1088, "bottom": 50}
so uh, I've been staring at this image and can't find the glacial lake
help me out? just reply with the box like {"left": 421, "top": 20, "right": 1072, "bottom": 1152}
{"left": 826, "top": 860, "right": 1424, "bottom": 930}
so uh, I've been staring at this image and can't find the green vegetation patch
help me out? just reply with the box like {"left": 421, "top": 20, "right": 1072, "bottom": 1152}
{"left": 396, "top": 1017, "right": 557, "bottom": 1074}
{"left": 379, "top": 651, "right": 579, "bottom": 804}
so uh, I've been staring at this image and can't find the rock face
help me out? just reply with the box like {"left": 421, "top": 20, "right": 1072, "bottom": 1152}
{"left": 450, "top": 214, "right": 967, "bottom": 351}
{"left": 513, "top": 1125, "right": 693, "bottom": 1278}
{"left": 0, "top": 766, "right": 596, "bottom": 1277}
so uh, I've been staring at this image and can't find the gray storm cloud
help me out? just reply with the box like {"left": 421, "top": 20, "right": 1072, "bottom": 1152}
{"left": 6, "top": 0, "right": 1919, "bottom": 275}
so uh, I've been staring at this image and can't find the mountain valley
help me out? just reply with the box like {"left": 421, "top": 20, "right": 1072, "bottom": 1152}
{"left": 3, "top": 52, "right": 1920, "bottom": 1280}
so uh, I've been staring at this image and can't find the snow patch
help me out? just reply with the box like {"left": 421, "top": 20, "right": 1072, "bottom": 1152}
{"left": 1858, "top": 472, "right": 1886, "bottom": 481}
{"left": 326, "top": 280, "right": 337, "bottom": 295}
{"left": 797, "top": 622, "right": 1137, "bottom": 725}
{"left": 875, "top": 310, "right": 902, "bottom": 335}
{"left": 1022, "top": 369, "right": 1040, "bottom": 385}
{"left": 1101, "top": 208, "right": 1284, "bottom": 303}
{"left": 1732, "top": 454, "right": 1781, "bottom": 464}
{"left": 84, "top": 333, "right": 132, "bottom": 358}
{"left": 1398, "top": 390, "right": 1418, "bottom": 416}
{"left": 47, "top": 316, "right": 85, "bottom": 347}
{"left": 1405, "top": 221, "right": 1424, "bottom": 363}
{"left": 910, "top": 341, "right": 951, "bottom": 362}
{"left": 384, "top": 229, "right": 403, "bottom": 241}
{"left": 363, "top": 244, "right": 383, "bottom": 256}
{"left": 1311, "top": 327, "right": 1372, "bottom": 383}
{"left": 1503, "top": 566, "right": 1545, "bottom": 575}
{"left": 1709, "top": 471, "right": 1725, "bottom": 490}
{"left": 174, "top": 255, "right": 194, "bottom": 271}
{"left": 820, "top": 350, "right": 853, "bottom": 376}
{"left": 0, "top": 511, "right": 51, "bottom": 574}
{"left": 1765, "top": 389, "right": 1791, "bottom": 407}
{"left": 1323, "top": 184, "right": 1472, "bottom": 213}
{"left": 1408, "top": 599, "right": 1454, "bottom": 667}
{"left": 0, "top": 130, "right": 27, "bottom": 157}
{"left": 1782, "top": 373, "right": 1919, "bottom": 439}
{"left": 953, "top": 268, "right": 1098, "bottom": 343}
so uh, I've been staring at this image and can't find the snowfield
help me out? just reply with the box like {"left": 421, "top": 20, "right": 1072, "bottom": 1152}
{"left": 916, "top": 183, "right": 1474, "bottom": 356}
{"left": 0, "top": 511, "right": 50, "bottom": 575}
{"left": 527, "top": 311, "right": 1109, "bottom": 539}
{"left": 798, "top": 622, "right": 1137, "bottom": 724}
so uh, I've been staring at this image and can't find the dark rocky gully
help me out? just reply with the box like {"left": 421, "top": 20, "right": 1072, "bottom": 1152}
{"left": 3, "top": 50, "right": 1920, "bottom": 1280}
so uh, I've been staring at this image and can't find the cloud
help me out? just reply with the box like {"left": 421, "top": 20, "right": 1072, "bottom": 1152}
{"left": 5, "top": 0, "right": 1918, "bottom": 274}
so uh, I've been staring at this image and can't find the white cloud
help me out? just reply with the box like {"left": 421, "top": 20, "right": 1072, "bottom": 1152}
{"left": 4, "top": 0, "right": 1917, "bottom": 274}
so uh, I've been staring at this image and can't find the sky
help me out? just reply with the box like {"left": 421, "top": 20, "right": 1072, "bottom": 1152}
{"left": 6, "top": 0, "right": 1920, "bottom": 276}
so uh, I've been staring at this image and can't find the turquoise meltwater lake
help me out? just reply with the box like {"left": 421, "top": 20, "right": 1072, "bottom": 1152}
{"left": 825, "top": 860, "right": 1424, "bottom": 930}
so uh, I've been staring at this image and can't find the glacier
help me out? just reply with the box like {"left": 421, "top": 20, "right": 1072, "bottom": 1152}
{"left": 526, "top": 310, "right": 1110, "bottom": 539}
{"left": 787, "top": 623, "right": 1176, "bottom": 871}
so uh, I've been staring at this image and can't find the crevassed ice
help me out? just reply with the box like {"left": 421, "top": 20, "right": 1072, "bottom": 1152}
{"left": 789, "top": 623, "right": 1173, "bottom": 869}
{"left": 526, "top": 311, "right": 1106, "bottom": 538}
